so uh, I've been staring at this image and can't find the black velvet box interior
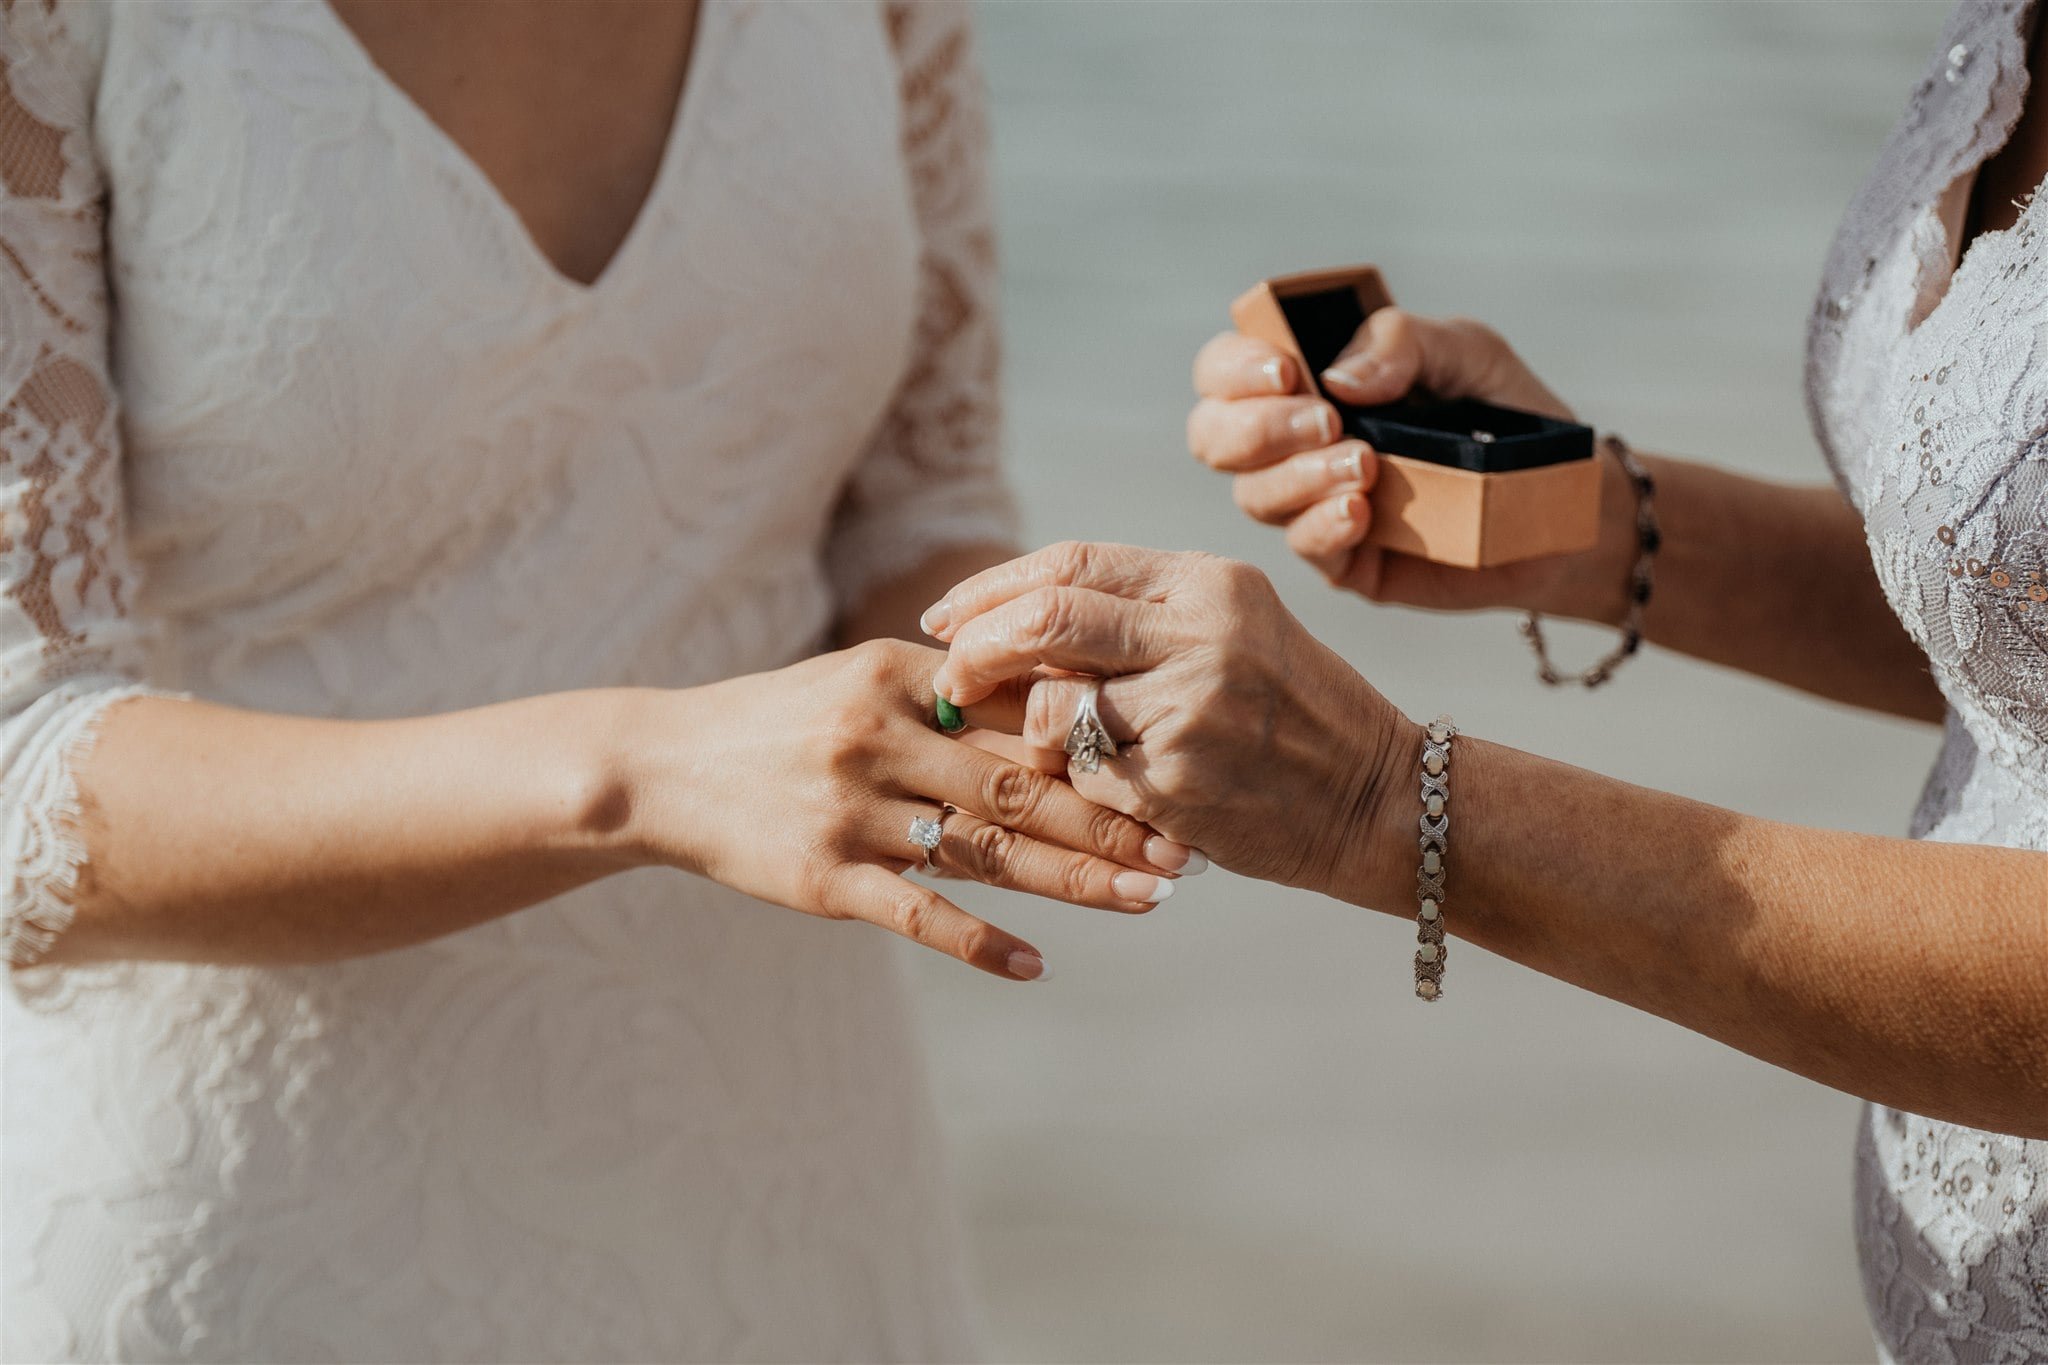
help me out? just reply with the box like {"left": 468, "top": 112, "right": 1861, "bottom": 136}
{"left": 1278, "top": 287, "right": 1594, "bottom": 475}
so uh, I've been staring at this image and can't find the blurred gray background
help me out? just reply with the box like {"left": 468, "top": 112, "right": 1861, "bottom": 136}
{"left": 907, "top": 3, "right": 1949, "bottom": 1361}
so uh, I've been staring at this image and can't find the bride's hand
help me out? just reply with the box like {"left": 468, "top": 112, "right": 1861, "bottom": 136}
{"left": 1188, "top": 311, "right": 1636, "bottom": 627}
{"left": 618, "top": 638, "right": 1196, "bottom": 980}
{"left": 924, "top": 544, "right": 1416, "bottom": 900}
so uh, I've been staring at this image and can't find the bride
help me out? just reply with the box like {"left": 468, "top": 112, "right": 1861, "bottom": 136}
{"left": 0, "top": 1, "right": 1197, "bottom": 1359}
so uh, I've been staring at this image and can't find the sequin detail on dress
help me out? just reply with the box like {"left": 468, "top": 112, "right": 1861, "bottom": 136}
{"left": 1807, "top": 2, "right": 2048, "bottom": 1358}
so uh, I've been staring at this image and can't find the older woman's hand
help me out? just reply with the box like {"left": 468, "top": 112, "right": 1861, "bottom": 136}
{"left": 924, "top": 543, "right": 1420, "bottom": 899}
{"left": 1189, "top": 311, "right": 1638, "bottom": 629}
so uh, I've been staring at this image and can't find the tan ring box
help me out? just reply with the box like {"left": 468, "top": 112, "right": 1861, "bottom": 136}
{"left": 1229, "top": 266, "right": 1602, "bottom": 569}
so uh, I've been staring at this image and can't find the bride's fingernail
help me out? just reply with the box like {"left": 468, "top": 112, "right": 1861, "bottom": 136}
{"left": 1327, "top": 443, "right": 1366, "bottom": 483}
{"left": 1007, "top": 949, "right": 1049, "bottom": 981}
{"left": 1259, "top": 355, "right": 1291, "bottom": 393}
{"left": 1113, "top": 871, "right": 1174, "bottom": 904}
{"left": 1143, "top": 836, "right": 1207, "bottom": 874}
{"left": 920, "top": 600, "right": 953, "bottom": 636}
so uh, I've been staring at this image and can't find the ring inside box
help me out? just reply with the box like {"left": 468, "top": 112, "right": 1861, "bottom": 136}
{"left": 1276, "top": 287, "right": 1594, "bottom": 473}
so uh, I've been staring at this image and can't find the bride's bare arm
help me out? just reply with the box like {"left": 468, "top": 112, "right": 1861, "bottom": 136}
{"left": 48, "top": 691, "right": 639, "bottom": 965}
{"left": 929, "top": 544, "right": 2048, "bottom": 1138}
{"left": 36, "top": 641, "right": 1190, "bottom": 974}
{"left": 1187, "top": 318, "right": 1946, "bottom": 723}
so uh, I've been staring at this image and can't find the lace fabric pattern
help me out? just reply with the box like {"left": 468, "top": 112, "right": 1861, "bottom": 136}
{"left": 1808, "top": 1, "right": 2048, "bottom": 1358}
{"left": 0, "top": 0, "right": 173, "bottom": 969}
{"left": 1, "top": 0, "right": 1013, "bottom": 1358}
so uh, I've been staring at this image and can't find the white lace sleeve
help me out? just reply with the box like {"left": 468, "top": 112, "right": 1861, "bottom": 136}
{"left": 825, "top": 0, "right": 1021, "bottom": 611}
{"left": 1, "top": 0, "right": 166, "bottom": 967}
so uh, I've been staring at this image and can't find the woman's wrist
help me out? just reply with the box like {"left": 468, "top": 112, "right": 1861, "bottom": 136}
{"left": 546, "top": 686, "right": 673, "bottom": 873}
{"left": 1521, "top": 444, "right": 1650, "bottom": 628}
{"left": 1329, "top": 711, "right": 1428, "bottom": 912}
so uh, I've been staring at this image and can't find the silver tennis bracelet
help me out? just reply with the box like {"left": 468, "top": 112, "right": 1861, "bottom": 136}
{"left": 1413, "top": 715, "right": 1455, "bottom": 1001}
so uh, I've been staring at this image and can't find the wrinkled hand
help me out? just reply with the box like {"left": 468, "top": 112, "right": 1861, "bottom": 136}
{"left": 628, "top": 638, "right": 1198, "bottom": 981}
{"left": 923, "top": 543, "right": 1417, "bottom": 897}
{"left": 1189, "top": 308, "right": 1631, "bottom": 624}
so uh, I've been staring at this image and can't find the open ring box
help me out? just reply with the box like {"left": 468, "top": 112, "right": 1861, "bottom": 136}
{"left": 1230, "top": 265, "right": 1602, "bottom": 568}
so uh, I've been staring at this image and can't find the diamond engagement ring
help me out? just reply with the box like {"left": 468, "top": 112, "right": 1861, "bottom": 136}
{"left": 1063, "top": 680, "right": 1117, "bottom": 775}
{"left": 906, "top": 808, "right": 949, "bottom": 867}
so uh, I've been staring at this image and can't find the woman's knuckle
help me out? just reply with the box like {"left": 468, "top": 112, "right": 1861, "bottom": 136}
{"left": 842, "top": 637, "right": 897, "bottom": 681}
{"left": 1020, "top": 588, "right": 1071, "bottom": 649}
{"left": 1085, "top": 804, "right": 1135, "bottom": 858}
{"left": 1212, "top": 556, "right": 1273, "bottom": 605}
{"left": 1055, "top": 856, "right": 1096, "bottom": 905}
{"left": 1044, "top": 540, "right": 1091, "bottom": 583}
{"left": 983, "top": 761, "right": 1044, "bottom": 824}
{"left": 954, "top": 921, "right": 996, "bottom": 966}
{"left": 891, "top": 888, "right": 937, "bottom": 942}
{"left": 1121, "top": 787, "right": 1165, "bottom": 826}
{"left": 965, "top": 819, "right": 1013, "bottom": 873}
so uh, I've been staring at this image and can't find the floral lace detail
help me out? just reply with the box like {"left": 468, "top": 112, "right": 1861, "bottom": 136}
{"left": 2, "top": 680, "right": 150, "bottom": 965}
{"left": 824, "top": 0, "right": 1019, "bottom": 607}
{"left": 0, "top": 0, "right": 175, "bottom": 968}
{"left": 1859, "top": 1109, "right": 2048, "bottom": 1365}
{"left": 1808, "top": 1, "right": 2048, "bottom": 1359}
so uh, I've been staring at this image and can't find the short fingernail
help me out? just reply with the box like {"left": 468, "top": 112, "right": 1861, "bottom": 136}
{"left": 1342, "top": 493, "right": 1368, "bottom": 526}
{"left": 1142, "top": 835, "right": 1206, "bottom": 874}
{"left": 1322, "top": 360, "right": 1384, "bottom": 398}
{"left": 1007, "top": 949, "right": 1049, "bottom": 981}
{"left": 1259, "top": 356, "right": 1290, "bottom": 393}
{"left": 1327, "top": 442, "right": 1366, "bottom": 483}
{"left": 1112, "top": 871, "right": 1174, "bottom": 904}
{"left": 1290, "top": 405, "right": 1338, "bottom": 444}
{"left": 920, "top": 599, "right": 952, "bottom": 637}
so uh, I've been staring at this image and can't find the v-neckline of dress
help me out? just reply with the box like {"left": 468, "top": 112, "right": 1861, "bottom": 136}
{"left": 310, "top": 0, "right": 721, "bottom": 299}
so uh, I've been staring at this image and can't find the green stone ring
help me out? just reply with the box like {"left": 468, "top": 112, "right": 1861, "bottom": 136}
{"left": 934, "top": 693, "right": 966, "bottom": 733}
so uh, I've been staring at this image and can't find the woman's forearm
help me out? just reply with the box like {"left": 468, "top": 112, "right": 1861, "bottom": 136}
{"left": 45, "top": 690, "right": 647, "bottom": 966}
{"left": 42, "top": 540, "right": 1019, "bottom": 970}
{"left": 1346, "top": 725, "right": 2048, "bottom": 1136}
{"left": 1584, "top": 455, "right": 1944, "bottom": 721}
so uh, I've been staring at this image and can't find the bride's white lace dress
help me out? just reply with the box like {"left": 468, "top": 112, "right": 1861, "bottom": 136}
{"left": 1808, "top": 0, "right": 2048, "bottom": 1357}
{"left": 0, "top": 1, "right": 1016, "bottom": 1359}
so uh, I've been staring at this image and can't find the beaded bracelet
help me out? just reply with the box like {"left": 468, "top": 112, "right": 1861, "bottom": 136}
{"left": 1413, "top": 715, "right": 1455, "bottom": 1002}
{"left": 1519, "top": 434, "right": 1660, "bottom": 688}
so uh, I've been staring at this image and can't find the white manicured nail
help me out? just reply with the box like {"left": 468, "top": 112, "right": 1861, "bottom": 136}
{"left": 1143, "top": 836, "right": 1207, "bottom": 874}
{"left": 1113, "top": 872, "right": 1174, "bottom": 903}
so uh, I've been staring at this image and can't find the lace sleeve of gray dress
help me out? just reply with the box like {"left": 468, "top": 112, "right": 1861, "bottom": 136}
{"left": 0, "top": 0, "right": 175, "bottom": 968}
{"left": 821, "top": 0, "right": 1022, "bottom": 614}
